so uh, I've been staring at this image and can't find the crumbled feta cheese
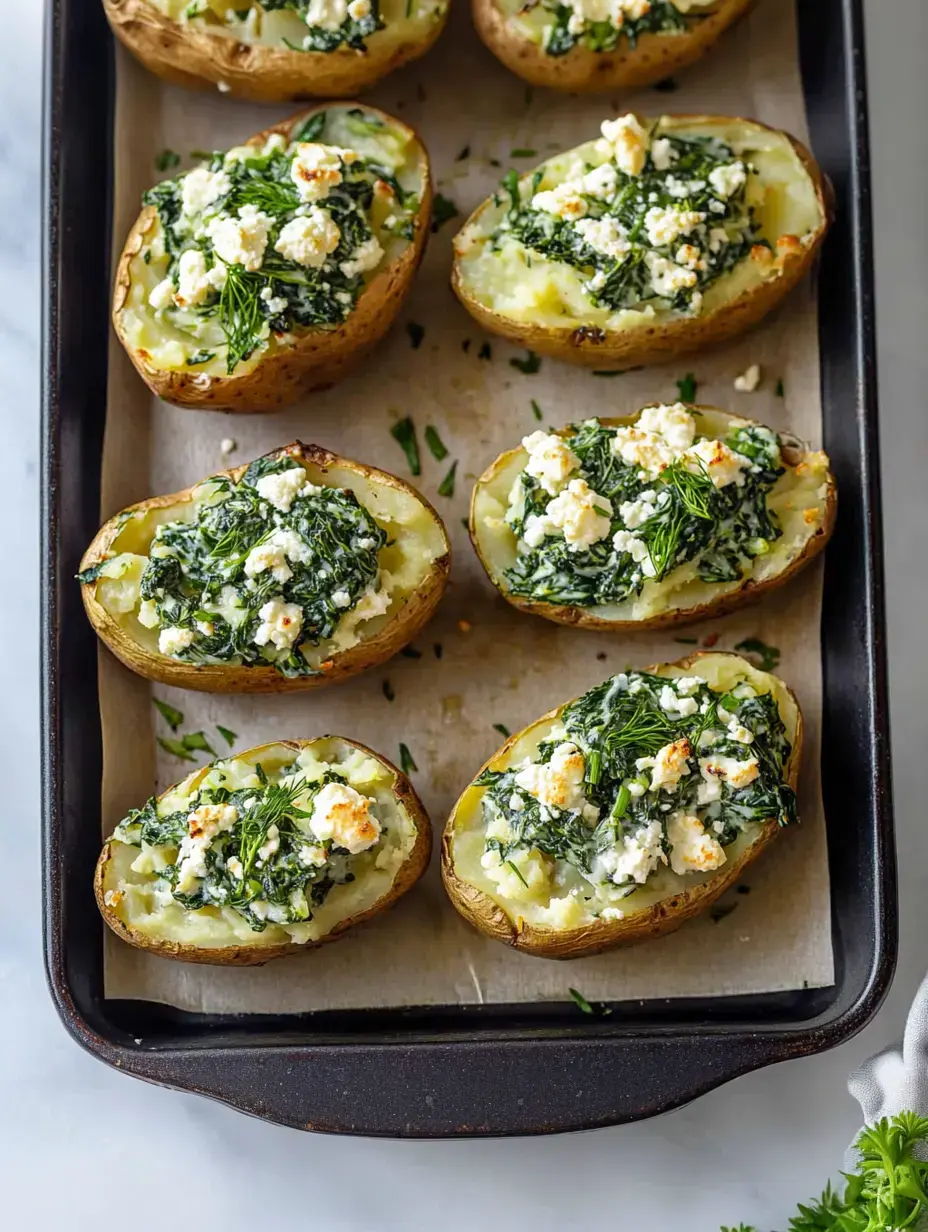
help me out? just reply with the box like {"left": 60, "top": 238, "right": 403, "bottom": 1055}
{"left": 530, "top": 182, "right": 588, "bottom": 220}
{"left": 302, "top": 0, "right": 350, "bottom": 29}
{"left": 522, "top": 430, "right": 580, "bottom": 494}
{"left": 647, "top": 253, "right": 698, "bottom": 298}
{"left": 733, "top": 363, "right": 762, "bottom": 392}
{"left": 574, "top": 215, "right": 630, "bottom": 259}
{"left": 220, "top": 437, "right": 237, "bottom": 455}
{"left": 637, "top": 402, "right": 696, "bottom": 448}
{"left": 582, "top": 162, "right": 618, "bottom": 199}
{"left": 600, "top": 906, "right": 625, "bottom": 921}
{"left": 257, "top": 823, "right": 280, "bottom": 865}
{"left": 611, "top": 425, "right": 676, "bottom": 479}
{"left": 244, "top": 528, "right": 312, "bottom": 584}
{"left": 137, "top": 598, "right": 160, "bottom": 629}
{"left": 685, "top": 438, "right": 750, "bottom": 487}
{"left": 675, "top": 243, "right": 706, "bottom": 271}
{"left": 728, "top": 722, "right": 754, "bottom": 744}
{"left": 290, "top": 142, "right": 352, "bottom": 202}
{"left": 644, "top": 206, "right": 706, "bottom": 248}
{"left": 707, "top": 161, "right": 747, "bottom": 199}
{"left": 648, "top": 738, "right": 691, "bottom": 792}
{"left": 599, "top": 114, "right": 649, "bottom": 177}
{"left": 347, "top": 0, "right": 371, "bottom": 15}
{"left": 181, "top": 167, "right": 231, "bottom": 217}
{"left": 308, "top": 781, "right": 381, "bottom": 853}
{"left": 148, "top": 278, "right": 175, "bottom": 311}
{"left": 708, "top": 226, "right": 729, "bottom": 253}
{"left": 274, "top": 207, "right": 341, "bottom": 269}
{"left": 515, "top": 742, "right": 588, "bottom": 812}
{"left": 254, "top": 465, "right": 308, "bottom": 512}
{"left": 331, "top": 589, "right": 352, "bottom": 608}
{"left": 254, "top": 598, "right": 303, "bottom": 651}
{"left": 650, "top": 137, "right": 676, "bottom": 171}
{"left": 174, "top": 248, "right": 225, "bottom": 307}
{"left": 217, "top": 80, "right": 231, "bottom": 93}
{"left": 340, "top": 235, "right": 384, "bottom": 278}
{"left": 541, "top": 478, "right": 613, "bottom": 550}
{"left": 618, "top": 489, "right": 658, "bottom": 528}
{"left": 598, "top": 819, "right": 665, "bottom": 885}
{"left": 226, "top": 856, "right": 244, "bottom": 879}
{"left": 259, "top": 286, "right": 288, "bottom": 315}
{"left": 667, "top": 813, "right": 726, "bottom": 876}
{"left": 673, "top": 676, "right": 702, "bottom": 695}
{"left": 612, "top": 529, "right": 651, "bottom": 569}
{"left": 659, "top": 684, "right": 699, "bottom": 719}
{"left": 175, "top": 803, "right": 238, "bottom": 894}
{"left": 207, "top": 205, "right": 273, "bottom": 272}
{"left": 298, "top": 843, "right": 328, "bottom": 867}
{"left": 158, "top": 626, "right": 195, "bottom": 656}
{"left": 699, "top": 753, "right": 760, "bottom": 793}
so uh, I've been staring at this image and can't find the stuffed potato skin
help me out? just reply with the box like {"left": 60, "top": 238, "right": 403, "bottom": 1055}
{"left": 452, "top": 115, "right": 833, "bottom": 370}
{"left": 96, "top": 738, "right": 432, "bottom": 965}
{"left": 441, "top": 652, "right": 801, "bottom": 958}
{"left": 469, "top": 408, "right": 836, "bottom": 632}
{"left": 113, "top": 103, "right": 432, "bottom": 413}
{"left": 79, "top": 442, "right": 451, "bottom": 694}
{"left": 102, "top": 0, "right": 450, "bottom": 102}
{"left": 473, "top": 0, "right": 754, "bottom": 94}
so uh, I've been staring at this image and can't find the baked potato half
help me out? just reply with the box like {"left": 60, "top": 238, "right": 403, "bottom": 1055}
{"left": 470, "top": 404, "right": 835, "bottom": 631}
{"left": 103, "top": 0, "right": 450, "bottom": 102}
{"left": 442, "top": 652, "right": 800, "bottom": 958}
{"left": 97, "top": 737, "right": 432, "bottom": 965}
{"left": 114, "top": 103, "right": 431, "bottom": 412}
{"left": 473, "top": 0, "right": 753, "bottom": 94}
{"left": 452, "top": 113, "right": 831, "bottom": 369}
{"left": 78, "top": 442, "right": 451, "bottom": 693}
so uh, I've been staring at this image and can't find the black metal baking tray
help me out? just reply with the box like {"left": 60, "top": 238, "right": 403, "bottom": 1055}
{"left": 41, "top": 0, "right": 895, "bottom": 1136}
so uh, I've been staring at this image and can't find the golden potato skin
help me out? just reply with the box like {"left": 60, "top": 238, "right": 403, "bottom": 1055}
{"left": 469, "top": 409, "right": 837, "bottom": 632}
{"left": 441, "top": 652, "right": 802, "bottom": 958}
{"left": 95, "top": 738, "right": 433, "bottom": 966}
{"left": 112, "top": 104, "right": 432, "bottom": 413}
{"left": 102, "top": 0, "right": 449, "bottom": 101}
{"left": 473, "top": 0, "right": 754, "bottom": 94}
{"left": 79, "top": 442, "right": 452, "bottom": 694}
{"left": 452, "top": 117, "right": 834, "bottom": 370}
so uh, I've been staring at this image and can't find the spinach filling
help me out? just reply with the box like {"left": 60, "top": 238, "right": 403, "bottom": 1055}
{"left": 477, "top": 671, "right": 796, "bottom": 895}
{"left": 493, "top": 132, "right": 761, "bottom": 315}
{"left": 260, "top": 0, "right": 385, "bottom": 51}
{"left": 136, "top": 453, "right": 387, "bottom": 678}
{"left": 143, "top": 110, "right": 418, "bottom": 373}
{"left": 115, "top": 761, "right": 382, "bottom": 930}
{"left": 542, "top": 0, "right": 690, "bottom": 57}
{"left": 504, "top": 418, "right": 783, "bottom": 607}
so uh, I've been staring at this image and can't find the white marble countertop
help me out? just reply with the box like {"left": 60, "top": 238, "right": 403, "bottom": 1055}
{"left": 5, "top": 2, "right": 927, "bottom": 1227}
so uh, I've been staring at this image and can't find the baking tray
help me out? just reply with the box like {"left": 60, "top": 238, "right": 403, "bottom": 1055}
{"left": 41, "top": 0, "right": 895, "bottom": 1136}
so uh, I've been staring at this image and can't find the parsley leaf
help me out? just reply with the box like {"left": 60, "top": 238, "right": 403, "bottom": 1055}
{"left": 153, "top": 698, "right": 184, "bottom": 731}
{"left": 510, "top": 349, "right": 541, "bottom": 374}
{"left": 437, "top": 460, "right": 458, "bottom": 497}
{"left": 216, "top": 725, "right": 237, "bottom": 747}
{"left": 676, "top": 372, "right": 698, "bottom": 402}
{"left": 399, "top": 742, "right": 418, "bottom": 775}
{"left": 390, "top": 417, "right": 421, "bottom": 476}
{"left": 406, "top": 321, "right": 425, "bottom": 349}
{"left": 424, "top": 425, "right": 449, "bottom": 460}
{"left": 155, "top": 148, "right": 180, "bottom": 172}
{"left": 431, "top": 193, "right": 460, "bottom": 232}
{"left": 734, "top": 638, "right": 781, "bottom": 673}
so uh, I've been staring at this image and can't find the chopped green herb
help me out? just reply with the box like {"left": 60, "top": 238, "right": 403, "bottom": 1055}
{"left": 506, "top": 860, "right": 529, "bottom": 888}
{"left": 736, "top": 883, "right": 751, "bottom": 895}
{"left": 524, "top": 86, "right": 534, "bottom": 105}
{"left": 676, "top": 372, "right": 698, "bottom": 402}
{"left": 673, "top": 637, "right": 699, "bottom": 645}
{"left": 216, "top": 725, "right": 237, "bottom": 748}
{"left": 456, "top": 145, "right": 471, "bottom": 161}
{"left": 478, "top": 342, "right": 492, "bottom": 360}
{"left": 433, "top": 642, "right": 443, "bottom": 659}
{"left": 155, "top": 148, "right": 180, "bottom": 172}
{"left": 401, "top": 646, "right": 422, "bottom": 659}
{"left": 399, "top": 742, "right": 418, "bottom": 775}
{"left": 510, "top": 349, "right": 541, "bottom": 374}
{"left": 653, "top": 77, "right": 678, "bottom": 92}
{"left": 493, "top": 723, "right": 511, "bottom": 737}
{"left": 489, "top": 158, "right": 501, "bottom": 168}
{"left": 592, "top": 369, "right": 625, "bottom": 377}
{"left": 185, "top": 350, "right": 215, "bottom": 367}
{"left": 568, "top": 987, "right": 595, "bottom": 1014}
{"left": 143, "top": 251, "right": 151, "bottom": 264}
{"left": 530, "top": 398, "right": 543, "bottom": 421}
{"left": 775, "top": 378, "right": 785, "bottom": 397}
{"left": 390, "top": 416, "right": 421, "bottom": 476}
{"left": 709, "top": 901, "right": 739, "bottom": 923}
{"left": 460, "top": 518, "right": 469, "bottom": 529}
{"left": 510, "top": 148, "right": 538, "bottom": 159}
{"left": 431, "top": 193, "right": 460, "bottom": 232}
{"left": 734, "top": 637, "right": 781, "bottom": 673}
{"left": 158, "top": 737, "right": 196, "bottom": 762}
{"left": 424, "top": 425, "right": 449, "bottom": 460}
{"left": 437, "top": 460, "right": 458, "bottom": 498}
{"left": 153, "top": 698, "right": 184, "bottom": 731}
{"left": 406, "top": 321, "right": 425, "bottom": 349}
{"left": 383, "top": 679, "right": 395, "bottom": 702}
{"left": 182, "top": 731, "right": 216, "bottom": 756}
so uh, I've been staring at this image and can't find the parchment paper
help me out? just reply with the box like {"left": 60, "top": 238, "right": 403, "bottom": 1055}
{"left": 100, "top": 0, "right": 834, "bottom": 1011}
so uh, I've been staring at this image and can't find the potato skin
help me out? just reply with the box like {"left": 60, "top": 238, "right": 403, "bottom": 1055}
{"left": 102, "top": 0, "right": 449, "bottom": 101}
{"left": 95, "top": 738, "right": 433, "bottom": 965}
{"left": 452, "top": 116, "right": 834, "bottom": 369}
{"left": 112, "top": 104, "right": 432, "bottom": 413}
{"left": 79, "top": 441, "right": 452, "bottom": 694}
{"left": 472, "top": 0, "right": 754, "bottom": 94}
{"left": 441, "top": 652, "right": 802, "bottom": 958}
{"left": 469, "top": 408, "right": 837, "bottom": 632}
